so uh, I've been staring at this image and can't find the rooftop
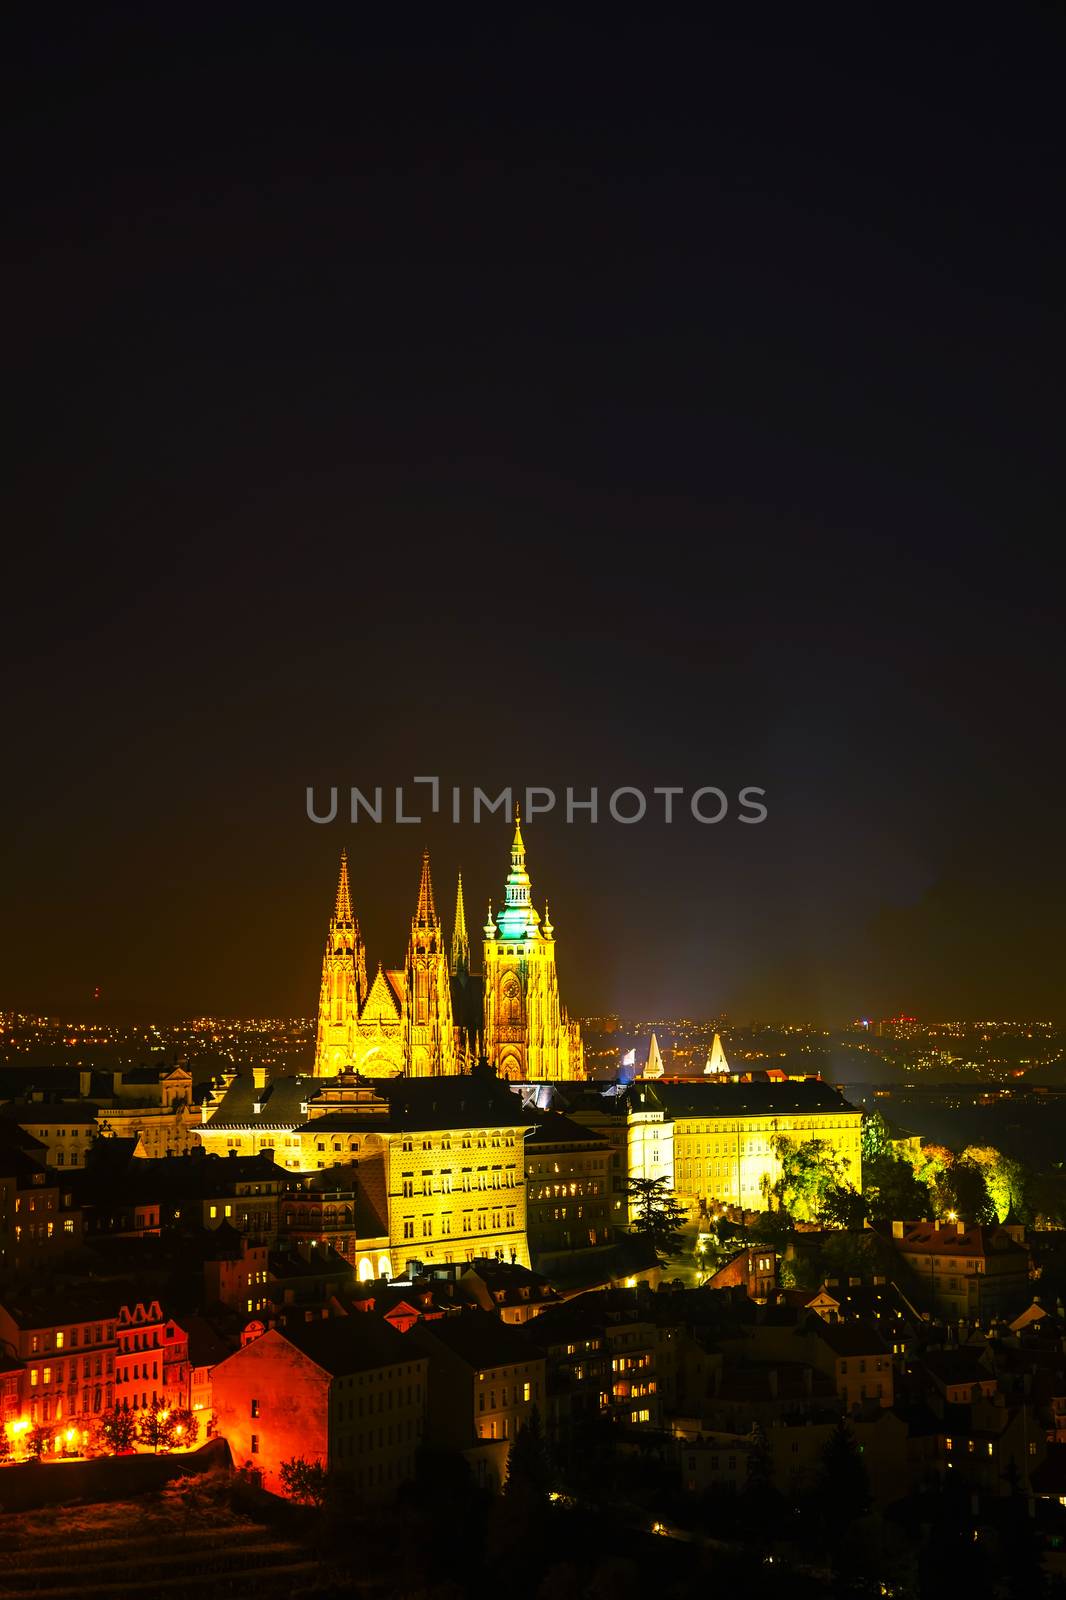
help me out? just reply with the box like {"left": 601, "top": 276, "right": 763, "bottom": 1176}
{"left": 205, "top": 1069, "right": 531, "bottom": 1134}
{"left": 279, "top": 1314, "right": 424, "bottom": 1378}
{"left": 412, "top": 1310, "right": 545, "bottom": 1371}
{"left": 525, "top": 1112, "right": 609, "bottom": 1148}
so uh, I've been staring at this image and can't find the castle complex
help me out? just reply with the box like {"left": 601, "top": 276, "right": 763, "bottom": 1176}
{"left": 313, "top": 814, "right": 584, "bottom": 1081}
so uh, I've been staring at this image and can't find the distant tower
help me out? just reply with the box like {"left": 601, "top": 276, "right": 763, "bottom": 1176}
{"left": 451, "top": 871, "right": 470, "bottom": 977}
{"left": 314, "top": 850, "right": 366, "bottom": 1075}
{"left": 705, "top": 1033, "right": 730, "bottom": 1075}
{"left": 643, "top": 1032, "right": 665, "bottom": 1078}
{"left": 405, "top": 851, "right": 457, "bottom": 1076}
{"left": 482, "top": 811, "right": 584, "bottom": 1080}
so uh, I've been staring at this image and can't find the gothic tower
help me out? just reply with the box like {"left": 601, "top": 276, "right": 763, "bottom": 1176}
{"left": 314, "top": 850, "right": 366, "bottom": 1075}
{"left": 405, "top": 850, "right": 458, "bottom": 1076}
{"left": 482, "top": 812, "right": 584, "bottom": 1081}
{"left": 451, "top": 871, "right": 470, "bottom": 976}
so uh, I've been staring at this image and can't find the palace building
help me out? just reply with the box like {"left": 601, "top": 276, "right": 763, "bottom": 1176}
{"left": 199, "top": 1068, "right": 532, "bottom": 1272}
{"left": 313, "top": 815, "right": 583, "bottom": 1081}
{"left": 659, "top": 1076, "right": 862, "bottom": 1217}
{"left": 564, "top": 1074, "right": 862, "bottom": 1223}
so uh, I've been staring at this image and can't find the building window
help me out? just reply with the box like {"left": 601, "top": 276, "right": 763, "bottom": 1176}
{"left": 250, "top": 1435, "right": 259, "bottom": 1454}
{"left": 251, "top": 1399, "right": 259, "bottom": 1418}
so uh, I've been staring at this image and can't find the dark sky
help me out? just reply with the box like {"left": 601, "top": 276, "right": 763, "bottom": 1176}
{"left": 4, "top": 10, "right": 1064, "bottom": 1023}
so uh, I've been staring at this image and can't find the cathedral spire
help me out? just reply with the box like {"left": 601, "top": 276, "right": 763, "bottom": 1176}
{"left": 451, "top": 871, "right": 470, "bottom": 976}
{"left": 496, "top": 807, "right": 539, "bottom": 940}
{"left": 334, "top": 849, "right": 353, "bottom": 924}
{"left": 315, "top": 849, "right": 364, "bottom": 1075}
{"left": 413, "top": 849, "right": 438, "bottom": 929}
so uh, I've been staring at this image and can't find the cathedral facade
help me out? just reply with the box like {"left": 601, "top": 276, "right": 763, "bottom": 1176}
{"left": 313, "top": 816, "right": 584, "bottom": 1081}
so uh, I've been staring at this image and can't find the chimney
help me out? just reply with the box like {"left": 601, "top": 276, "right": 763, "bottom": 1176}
{"left": 892, "top": 1221, "right": 904, "bottom": 1238}
{"left": 252, "top": 1064, "right": 268, "bottom": 1092}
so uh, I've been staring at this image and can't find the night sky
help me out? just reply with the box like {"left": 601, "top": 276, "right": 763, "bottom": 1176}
{"left": 5, "top": 11, "right": 1064, "bottom": 1023}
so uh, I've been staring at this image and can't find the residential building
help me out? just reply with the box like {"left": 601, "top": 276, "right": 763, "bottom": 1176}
{"left": 886, "top": 1220, "right": 1030, "bottom": 1320}
{"left": 410, "top": 1310, "right": 546, "bottom": 1490}
{"left": 0, "top": 1102, "right": 100, "bottom": 1169}
{"left": 0, "top": 1138, "right": 83, "bottom": 1270}
{"left": 524, "top": 1113, "right": 611, "bottom": 1254}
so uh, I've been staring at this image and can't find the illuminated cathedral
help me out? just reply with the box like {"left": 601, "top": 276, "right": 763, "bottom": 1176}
{"left": 313, "top": 815, "right": 584, "bottom": 1081}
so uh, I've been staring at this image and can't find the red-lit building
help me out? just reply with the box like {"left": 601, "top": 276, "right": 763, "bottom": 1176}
{"left": 114, "top": 1300, "right": 190, "bottom": 1412}
{"left": 0, "top": 1351, "right": 23, "bottom": 1428}
{"left": 211, "top": 1315, "right": 427, "bottom": 1499}
{"left": 0, "top": 1293, "right": 117, "bottom": 1427}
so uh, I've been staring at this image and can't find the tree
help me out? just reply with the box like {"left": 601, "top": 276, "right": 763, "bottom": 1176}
{"left": 92, "top": 1405, "right": 137, "bottom": 1454}
{"left": 862, "top": 1150, "right": 930, "bottom": 1221}
{"left": 821, "top": 1184, "right": 869, "bottom": 1230}
{"left": 748, "top": 1207, "right": 795, "bottom": 1250}
{"left": 279, "top": 1455, "right": 330, "bottom": 1506}
{"left": 861, "top": 1108, "right": 894, "bottom": 1164}
{"left": 169, "top": 1407, "right": 199, "bottom": 1449}
{"left": 625, "top": 1176, "right": 687, "bottom": 1262}
{"left": 137, "top": 1400, "right": 182, "bottom": 1453}
{"left": 817, "top": 1417, "right": 871, "bottom": 1528}
{"left": 503, "top": 1405, "right": 553, "bottom": 1503}
{"left": 945, "top": 1157, "right": 997, "bottom": 1223}
{"left": 910, "top": 1142, "right": 955, "bottom": 1194}
{"left": 768, "top": 1137, "right": 848, "bottom": 1222}
{"left": 909, "top": 1142, "right": 998, "bottom": 1223}
{"left": 489, "top": 1407, "right": 555, "bottom": 1565}
{"left": 960, "top": 1146, "right": 1029, "bottom": 1223}
{"left": 28, "top": 1423, "right": 52, "bottom": 1459}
